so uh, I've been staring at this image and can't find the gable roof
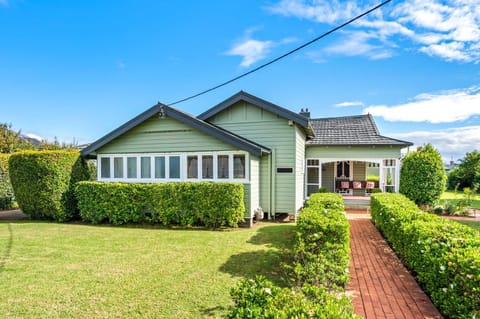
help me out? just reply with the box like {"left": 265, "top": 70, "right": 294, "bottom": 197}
{"left": 198, "top": 91, "right": 314, "bottom": 137}
{"left": 81, "top": 103, "right": 271, "bottom": 158}
{"left": 307, "top": 114, "right": 413, "bottom": 147}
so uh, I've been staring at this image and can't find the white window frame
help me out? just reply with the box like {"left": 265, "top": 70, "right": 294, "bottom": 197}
{"left": 97, "top": 151, "right": 250, "bottom": 183}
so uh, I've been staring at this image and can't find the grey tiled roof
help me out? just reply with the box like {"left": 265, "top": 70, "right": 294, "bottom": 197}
{"left": 307, "top": 114, "right": 412, "bottom": 146}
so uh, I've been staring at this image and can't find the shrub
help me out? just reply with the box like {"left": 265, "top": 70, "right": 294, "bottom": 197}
{"left": 293, "top": 193, "right": 350, "bottom": 290}
{"left": 371, "top": 193, "right": 480, "bottom": 318}
{"left": 227, "top": 276, "right": 361, "bottom": 319}
{"left": 227, "top": 193, "right": 357, "bottom": 318}
{"left": 0, "top": 154, "right": 16, "bottom": 209}
{"left": 9, "top": 150, "right": 90, "bottom": 221}
{"left": 75, "top": 181, "right": 245, "bottom": 227}
{"left": 400, "top": 144, "right": 446, "bottom": 206}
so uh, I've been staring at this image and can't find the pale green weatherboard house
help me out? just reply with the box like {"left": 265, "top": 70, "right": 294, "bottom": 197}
{"left": 81, "top": 91, "right": 412, "bottom": 223}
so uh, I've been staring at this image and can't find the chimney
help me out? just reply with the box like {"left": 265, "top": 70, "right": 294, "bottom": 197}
{"left": 299, "top": 108, "right": 310, "bottom": 118}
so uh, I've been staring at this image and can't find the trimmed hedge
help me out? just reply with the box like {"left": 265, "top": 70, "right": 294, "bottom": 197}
{"left": 9, "top": 150, "right": 90, "bottom": 221}
{"left": 371, "top": 193, "right": 480, "bottom": 319}
{"left": 0, "top": 154, "right": 15, "bottom": 209}
{"left": 227, "top": 193, "right": 360, "bottom": 318}
{"left": 292, "top": 192, "right": 350, "bottom": 290}
{"left": 75, "top": 181, "right": 245, "bottom": 228}
{"left": 227, "top": 276, "right": 360, "bottom": 319}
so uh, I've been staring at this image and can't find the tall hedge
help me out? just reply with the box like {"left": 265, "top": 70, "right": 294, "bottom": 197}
{"left": 75, "top": 181, "right": 245, "bottom": 228}
{"left": 400, "top": 144, "right": 446, "bottom": 206}
{"left": 0, "top": 154, "right": 15, "bottom": 209}
{"left": 9, "top": 150, "right": 90, "bottom": 221}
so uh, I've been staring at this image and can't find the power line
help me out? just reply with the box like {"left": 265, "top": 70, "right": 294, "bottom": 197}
{"left": 168, "top": 0, "right": 392, "bottom": 106}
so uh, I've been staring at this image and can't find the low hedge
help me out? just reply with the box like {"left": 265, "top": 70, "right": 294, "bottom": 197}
{"left": 0, "top": 154, "right": 16, "bottom": 209}
{"left": 227, "top": 193, "right": 359, "bottom": 318}
{"left": 292, "top": 192, "right": 350, "bottom": 290}
{"left": 9, "top": 150, "right": 90, "bottom": 221}
{"left": 75, "top": 181, "right": 245, "bottom": 228}
{"left": 227, "top": 276, "right": 360, "bottom": 319}
{"left": 371, "top": 193, "right": 480, "bottom": 319}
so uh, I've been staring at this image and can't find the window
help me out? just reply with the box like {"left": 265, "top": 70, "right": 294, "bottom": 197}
{"left": 202, "top": 155, "right": 213, "bottom": 179}
{"left": 100, "top": 157, "right": 110, "bottom": 178}
{"left": 187, "top": 155, "right": 198, "bottom": 178}
{"left": 306, "top": 159, "right": 320, "bottom": 196}
{"left": 233, "top": 154, "right": 245, "bottom": 178}
{"left": 141, "top": 157, "right": 151, "bottom": 178}
{"left": 154, "top": 156, "right": 165, "bottom": 179}
{"left": 114, "top": 157, "right": 123, "bottom": 178}
{"left": 127, "top": 157, "right": 137, "bottom": 178}
{"left": 336, "top": 161, "right": 350, "bottom": 179}
{"left": 217, "top": 155, "right": 229, "bottom": 179}
{"left": 169, "top": 156, "right": 180, "bottom": 179}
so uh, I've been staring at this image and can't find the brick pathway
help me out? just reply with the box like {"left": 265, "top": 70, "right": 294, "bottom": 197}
{"left": 346, "top": 212, "right": 443, "bottom": 319}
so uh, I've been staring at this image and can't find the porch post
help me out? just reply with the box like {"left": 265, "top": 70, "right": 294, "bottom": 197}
{"left": 318, "top": 160, "right": 323, "bottom": 189}
{"left": 379, "top": 159, "right": 385, "bottom": 192}
{"left": 395, "top": 158, "right": 400, "bottom": 193}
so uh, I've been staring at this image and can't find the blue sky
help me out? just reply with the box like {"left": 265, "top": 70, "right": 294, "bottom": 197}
{"left": 1, "top": 0, "right": 479, "bottom": 161}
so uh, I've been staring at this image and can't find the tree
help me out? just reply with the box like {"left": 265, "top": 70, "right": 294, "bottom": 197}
{"left": 0, "top": 123, "right": 34, "bottom": 153}
{"left": 457, "top": 150, "right": 480, "bottom": 189}
{"left": 400, "top": 144, "right": 446, "bottom": 206}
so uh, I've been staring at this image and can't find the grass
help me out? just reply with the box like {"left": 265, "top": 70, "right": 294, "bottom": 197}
{"left": 455, "top": 220, "right": 480, "bottom": 232}
{"left": 441, "top": 190, "right": 480, "bottom": 209}
{"left": 0, "top": 221, "right": 295, "bottom": 319}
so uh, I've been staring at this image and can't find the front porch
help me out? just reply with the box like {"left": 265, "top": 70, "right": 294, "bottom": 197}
{"left": 306, "top": 158, "right": 400, "bottom": 198}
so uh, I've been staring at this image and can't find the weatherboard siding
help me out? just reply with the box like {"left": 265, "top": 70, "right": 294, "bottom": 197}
{"left": 209, "top": 101, "right": 298, "bottom": 215}
{"left": 322, "top": 162, "right": 335, "bottom": 192}
{"left": 306, "top": 145, "right": 402, "bottom": 159}
{"left": 248, "top": 156, "right": 260, "bottom": 219}
{"left": 98, "top": 116, "right": 236, "bottom": 154}
{"left": 295, "top": 125, "right": 306, "bottom": 212}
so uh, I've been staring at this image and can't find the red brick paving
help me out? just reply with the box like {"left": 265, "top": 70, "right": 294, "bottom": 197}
{"left": 346, "top": 212, "right": 443, "bottom": 319}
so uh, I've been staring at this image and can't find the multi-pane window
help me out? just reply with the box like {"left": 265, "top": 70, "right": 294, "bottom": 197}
{"left": 99, "top": 153, "right": 247, "bottom": 181}
{"left": 336, "top": 161, "right": 350, "bottom": 179}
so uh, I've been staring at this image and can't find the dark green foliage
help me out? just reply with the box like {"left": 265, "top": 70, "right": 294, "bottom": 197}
{"left": 0, "top": 154, "right": 16, "bottom": 209}
{"left": 448, "top": 150, "right": 480, "bottom": 191}
{"left": 227, "top": 193, "right": 358, "bottom": 318}
{"left": 9, "top": 150, "right": 90, "bottom": 221}
{"left": 400, "top": 144, "right": 446, "bottom": 206}
{"left": 371, "top": 193, "right": 480, "bottom": 318}
{"left": 75, "top": 181, "right": 245, "bottom": 227}
{"left": 227, "top": 276, "right": 361, "bottom": 319}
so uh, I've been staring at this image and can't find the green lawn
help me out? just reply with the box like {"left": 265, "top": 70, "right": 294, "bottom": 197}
{"left": 0, "top": 221, "right": 295, "bottom": 318}
{"left": 441, "top": 190, "right": 480, "bottom": 209}
{"left": 455, "top": 220, "right": 480, "bottom": 232}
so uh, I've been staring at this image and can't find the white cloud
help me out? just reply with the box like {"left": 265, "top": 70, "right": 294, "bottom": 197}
{"left": 364, "top": 86, "right": 480, "bottom": 123}
{"left": 334, "top": 101, "right": 364, "bottom": 107}
{"left": 268, "top": 0, "right": 480, "bottom": 63}
{"left": 227, "top": 29, "right": 297, "bottom": 67}
{"left": 227, "top": 39, "right": 274, "bottom": 67}
{"left": 390, "top": 126, "right": 480, "bottom": 160}
{"left": 363, "top": 87, "right": 480, "bottom": 123}
{"left": 24, "top": 133, "right": 44, "bottom": 141}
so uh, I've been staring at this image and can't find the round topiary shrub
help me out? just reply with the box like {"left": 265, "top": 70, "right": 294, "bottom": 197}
{"left": 9, "top": 150, "right": 90, "bottom": 221}
{"left": 400, "top": 144, "right": 446, "bottom": 206}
